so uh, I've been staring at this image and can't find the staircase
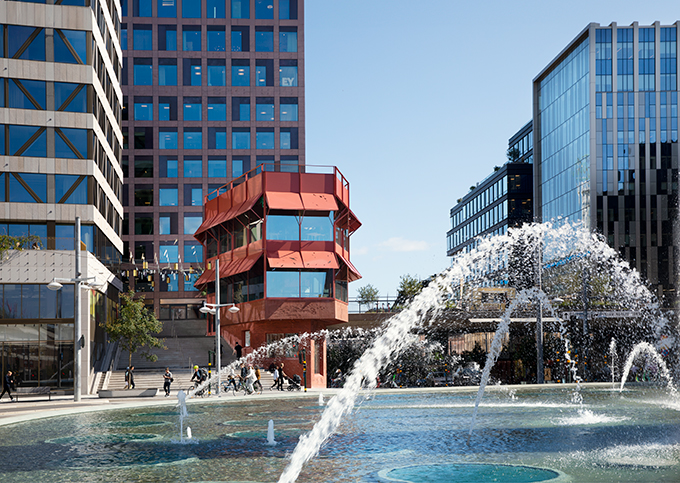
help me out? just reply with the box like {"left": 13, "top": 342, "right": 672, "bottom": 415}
{"left": 102, "top": 368, "right": 276, "bottom": 392}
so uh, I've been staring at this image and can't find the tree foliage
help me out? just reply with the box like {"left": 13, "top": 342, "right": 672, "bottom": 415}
{"left": 0, "top": 234, "right": 42, "bottom": 261}
{"left": 394, "top": 274, "right": 426, "bottom": 306}
{"left": 102, "top": 290, "right": 165, "bottom": 367}
{"left": 356, "top": 284, "right": 379, "bottom": 308}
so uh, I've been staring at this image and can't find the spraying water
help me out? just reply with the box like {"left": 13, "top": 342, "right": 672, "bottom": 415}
{"left": 266, "top": 419, "right": 277, "bottom": 446}
{"left": 609, "top": 338, "right": 618, "bottom": 387}
{"left": 318, "top": 393, "right": 324, "bottom": 406}
{"left": 620, "top": 342, "right": 678, "bottom": 399}
{"left": 176, "top": 390, "right": 189, "bottom": 442}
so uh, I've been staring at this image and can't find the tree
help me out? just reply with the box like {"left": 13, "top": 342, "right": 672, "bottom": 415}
{"left": 507, "top": 146, "right": 521, "bottom": 162}
{"left": 0, "top": 234, "right": 42, "bottom": 261}
{"left": 102, "top": 290, "right": 165, "bottom": 368}
{"left": 356, "top": 284, "right": 379, "bottom": 311}
{"left": 394, "top": 274, "right": 425, "bottom": 306}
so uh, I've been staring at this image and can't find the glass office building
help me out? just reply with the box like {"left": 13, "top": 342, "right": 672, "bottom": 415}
{"left": 121, "top": 0, "right": 305, "bottom": 317}
{"left": 0, "top": 0, "right": 124, "bottom": 388}
{"left": 533, "top": 22, "right": 679, "bottom": 306}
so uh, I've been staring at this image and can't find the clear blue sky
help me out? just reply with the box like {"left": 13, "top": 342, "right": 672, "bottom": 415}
{"left": 304, "top": 0, "right": 679, "bottom": 298}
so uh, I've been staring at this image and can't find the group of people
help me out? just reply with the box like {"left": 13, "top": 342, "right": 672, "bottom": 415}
{"left": 269, "top": 362, "right": 290, "bottom": 390}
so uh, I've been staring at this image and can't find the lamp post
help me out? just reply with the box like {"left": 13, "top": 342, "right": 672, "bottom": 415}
{"left": 47, "top": 217, "right": 103, "bottom": 402}
{"left": 199, "top": 258, "right": 239, "bottom": 396}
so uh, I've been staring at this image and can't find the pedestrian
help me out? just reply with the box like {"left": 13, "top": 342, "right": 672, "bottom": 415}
{"left": 270, "top": 365, "right": 279, "bottom": 390}
{"left": 124, "top": 366, "right": 130, "bottom": 389}
{"left": 234, "top": 341, "right": 242, "bottom": 360}
{"left": 128, "top": 366, "right": 135, "bottom": 389}
{"left": 0, "top": 370, "right": 16, "bottom": 402}
{"left": 254, "top": 366, "right": 262, "bottom": 392}
{"left": 277, "top": 363, "right": 287, "bottom": 391}
{"left": 244, "top": 364, "right": 256, "bottom": 394}
{"left": 163, "top": 367, "right": 173, "bottom": 397}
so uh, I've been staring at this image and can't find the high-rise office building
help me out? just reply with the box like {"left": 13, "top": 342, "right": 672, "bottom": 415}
{"left": 121, "top": 0, "right": 304, "bottom": 318}
{"left": 533, "top": 22, "right": 679, "bottom": 306}
{"left": 0, "top": 0, "right": 124, "bottom": 390}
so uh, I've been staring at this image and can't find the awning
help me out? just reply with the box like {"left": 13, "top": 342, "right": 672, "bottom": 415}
{"left": 224, "top": 195, "right": 262, "bottom": 221}
{"left": 266, "top": 192, "right": 303, "bottom": 210}
{"left": 337, "top": 253, "right": 362, "bottom": 282}
{"left": 301, "top": 251, "right": 339, "bottom": 269}
{"left": 220, "top": 253, "right": 262, "bottom": 278}
{"left": 267, "top": 250, "right": 303, "bottom": 268}
{"left": 301, "top": 193, "right": 338, "bottom": 211}
{"left": 194, "top": 268, "right": 215, "bottom": 287}
{"left": 347, "top": 209, "right": 362, "bottom": 233}
{"left": 194, "top": 213, "right": 218, "bottom": 238}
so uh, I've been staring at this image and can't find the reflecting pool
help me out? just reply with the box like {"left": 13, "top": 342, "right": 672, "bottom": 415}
{"left": 0, "top": 385, "right": 678, "bottom": 482}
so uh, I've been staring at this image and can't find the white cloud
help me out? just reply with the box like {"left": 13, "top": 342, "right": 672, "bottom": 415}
{"left": 379, "top": 237, "right": 430, "bottom": 252}
{"left": 352, "top": 246, "right": 370, "bottom": 256}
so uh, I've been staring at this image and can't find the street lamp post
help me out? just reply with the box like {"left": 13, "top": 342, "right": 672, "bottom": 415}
{"left": 47, "top": 217, "right": 102, "bottom": 402}
{"left": 199, "top": 258, "right": 239, "bottom": 396}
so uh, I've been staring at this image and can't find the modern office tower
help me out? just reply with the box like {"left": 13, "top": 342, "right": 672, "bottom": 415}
{"left": 194, "top": 165, "right": 361, "bottom": 388}
{"left": 0, "top": 0, "right": 124, "bottom": 390}
{"left": 533, "top": 22, "right": 679, "bottom": 306}
{"left": 121, "top": 0, "right": 304, "bottom": 320}
{"left": 446, "top": 122, "right": 534, "bottom": 263}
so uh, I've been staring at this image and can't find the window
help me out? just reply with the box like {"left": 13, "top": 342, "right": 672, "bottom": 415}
{"left": 207, "top": 0, "right": 225, "bottom": 18}
{"left": 182, "top": 0, "right": 201, "bottom": 17}
{"left": 302, "top": 213, "right": 333, "bottom": 241}
{"left": 232, "top": 128, "right": 250, "bottom": 149}
{"left": 133, "top": 58, "right": 153, "bottom": 85}
{"left": 133, "top": 0, "right": 152, "bottom": 16}
{"left": 9, "top": 125, "right": 47, "bottom": 157}
{"left": 207, "top": 26, "right": 226, "bottom": 51}
{"left": 280, "top": 60, "right": 298, "bottom": 86}
{"left": 160, "top": 156, "right": 178, "bottom": 177}
{"left": 255, "top": 0, "right": 273, "bottom": 19}
{"left": 184, "top": 185, "right": 203, "bottom": 207}
{"left": 281, "top": 155, "right": 298, "bottom": 172}
{"left": 183, "top": 157, "right": 202, "bottom": 177}
{"left": 159, "top": 243, "right": 179, "bottom": 263}
{"left": 208, "top": 128, "right": 227, "bottom": 149}
{"left": 280, "top": 127, "right": 298, "bottom": 149}
{"left": 279, "top": 0, "right": 297, "bottom": 19}
{"left": 8, "top": 26, "right": 45, "bottom": 61}
{"left": 134, "top": 185, "right": 153, "bottom": 206}
{"left": 267, "top": 215, "right": 298, "bottom": 240}
{"left": 280, "top": 98, "right": 298, "bottom": 121}
{"left": 185, "top": 272, "right": 200, "bottom": 291}
{"left": 232, "top": 156, "right": 249, "bottom": 177}
{"left": 54, "top": 29, "right": 86, "bottom": 64}
{"left": 183, "top": 97, "right": 202, "bottom": 121}
{"left": 134, "top": 128, "right": 154, "bottom": 149}
{"left": 255, "top": 59, "right": 274, "bottom": 86}
{"left": 183, "top": 26, "right": 201, "bottom": 51}
{"left": 135, "top": 213, "right": 154, "bottom": 234}
{"left": 8, "top": 173, "right": 46, "bottom": 203}
{"left": 184, "top": 213, "right": 203, "bottom": 233}
{"left": 232, "top": 59, "right": 250, "bottom": 86}
{"left": 184, "top": 243, "right": 203, "bottom": 263}
{"left": 184, "top": 58, "right": 202, "bottom": 86}
{"left": 231, "top": 26, "right": 249, "bottom": 52}
{"left": 55, "top": 83, "right": 87, "bottom": 112}
{"left": 133, "top": 156, "right": 153, "bottom": 178}
{"left": 9, "top": 79, "right": 46, "bottom": 110}
{"left": 55, "top": 224, "right": 75, "bottom": 250}
{"left": 208, "top": 157, "right": 227, "bottom": 177}
{"left": 158, "top": 25, "right": 177, "bottom": 50}
{"left": 121, "top": 24, "right": 128, "bottom": 50}
{"left": 159, "top": 185, "right": 178, "bottom": 206}
{"left": 231, "top": 0, "right": 249, "bottom": 18}
{"left": 256, "top": 128, "right": 274, "bottom": 149}
{"left": 134, "top": 96, "right": 153, "bottom": 120}
{"left": 280, "top": 27, "right": 297, "bottom": 52}
{"left": 255, "top": 27, "right": 274, "bottom": 52}
{"left": 159, "top": 96, "right": 178, "bottom": 120}
{"left": 159, "top": 128, "right": 178, "bottom": 149}
{"left": 159, "top": 58, "right": 178, "bottom": 85}
{"left": 208, "top": 97, "right": 227, "bottom": 121}
{"left": 184, "top": 128, "right": 202, "bottom": 150}
{"left": 159, "top": 213, "right": 177, "bottom": 235}
{"left": 55, "top": 175, "right": 87, "bottom": 204}
{"left": 157, "top": 0, "right": 176, "bottom": 17}
{"left": 207, "top": 59, "right": 226, "bottom": 86}
{"left": 133, "top": 24, "right": 152, "bottom": 50}
{"left": 256, "top": 98, "right": 275, "bottom": 121}
{"left": 233, "top": 97, "right": 250, "bottom": 120}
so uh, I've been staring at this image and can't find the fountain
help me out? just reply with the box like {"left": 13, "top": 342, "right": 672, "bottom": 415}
{"left": 0, "top": 223, "right": 678, "bottom": 482}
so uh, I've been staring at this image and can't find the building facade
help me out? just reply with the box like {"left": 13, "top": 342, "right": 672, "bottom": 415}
{"left": 121, "top": 0, "right": 305, "bottom": 320}
{"left": 533, "top": 22, "right": 679, "bottom": 306}
{"left": 195, "top": 165, "right": 360, "bottom": 388}
{"left": 0, "top": 0, "right": 124, "bottom": 390}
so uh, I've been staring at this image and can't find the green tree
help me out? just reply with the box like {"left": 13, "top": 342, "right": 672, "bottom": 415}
{"left": 394, "top": 274, "right": 424, "bottom": 306}
{"left": 356, "top": 284, "right": 379, "bottom": 311}
{"left": 102, "top": 290, "right": 165, "bottom": 368}
{"left": 0, "top": 234, "right": 42, "bottom": 261}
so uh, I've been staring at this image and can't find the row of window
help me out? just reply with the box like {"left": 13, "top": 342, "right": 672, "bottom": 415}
{"left": 125, "top": 0, "right": 298, "bottom": 20}
{"left": 130, "top": 212, "right": 206, "bottom": 239}
{"left": 0, "top": 25, "right": 86, "bottom": 64}
{"left": 124, "top": 57, "right": 298, "bottom": 87}
{"left": 449, "top": 202, "right": 510, "bottom": 250}
{"left": 0, "top": 125, "right": 87, "bottom": 159}
{"left": 452, "top": 176, "right": 508, "bottom": 228}
{"left": 123, "top": 126, "right": 300, "bottom": 150}
{"left": 0, "top": 284, "right": 74, "bottom": 320}
{"left": 0, "top": 79, "right": 86, "bottom": 112}
{"left": 124, "top": 24, "right": 298, "bottom": 53}
{"left": 0, "top": 173, "right": 87, "bottom": 205}
{"left": 125, "top": 96, "right": 299, "bottom": 122}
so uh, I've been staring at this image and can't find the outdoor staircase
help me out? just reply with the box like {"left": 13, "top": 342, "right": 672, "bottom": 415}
{"left": 101, "top": 368, "right": 276, "bottom": 392}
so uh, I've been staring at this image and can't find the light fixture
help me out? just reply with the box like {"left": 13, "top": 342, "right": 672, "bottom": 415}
{"left": 47, "top": 281, "right": 63, "bottom": 291}
{"left": 228, "top": 305, "right": 240, "bottom": 314}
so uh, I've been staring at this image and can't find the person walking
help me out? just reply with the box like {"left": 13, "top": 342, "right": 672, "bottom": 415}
{"left": 0, "top": 370, "right": 16, "bottom": 402}
{"left": 128, "top": 366, "right": 135, "bottom": 389}
{"left": 277, "top": 363, "right": 287, "bottom": 391}
{"left": 244, "top": 364, "right": 256, "bottom": 394}
{"left": 234, "top": 341, "right": 243, "bottom": 360}
{"left": 254, "top": 366, "right": 263, "bottom": 392}
{"left": 163, "top": 367, "right": 173, "bottom": 397}
{"left": 124, "top": 366, "right": 130, "bottom": 389}
{"left": 270, "top": 365, "right": 279, "bottom": 390}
